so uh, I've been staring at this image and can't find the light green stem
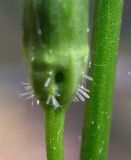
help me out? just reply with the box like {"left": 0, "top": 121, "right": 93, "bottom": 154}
{"left": 44, "top": 108, "right": 65, "bottom": 160}
{"left": 80, "top": 0, "right": 124, "bottom": 160}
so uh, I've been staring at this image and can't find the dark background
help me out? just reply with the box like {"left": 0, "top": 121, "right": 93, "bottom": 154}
{"left": 0, "top": 0, "right": 131, "bottom": 159}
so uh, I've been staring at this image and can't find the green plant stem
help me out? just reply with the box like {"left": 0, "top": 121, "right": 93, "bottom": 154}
{"left": 80, "top": 1, "right": 124, "bottom": 160}
{"left": 44, "top": 108, "right": 65, "bottom": 160}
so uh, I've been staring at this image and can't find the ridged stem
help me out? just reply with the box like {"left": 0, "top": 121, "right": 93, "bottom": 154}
{"left": 80, "top": 0, "right": 124, "bottom": 160}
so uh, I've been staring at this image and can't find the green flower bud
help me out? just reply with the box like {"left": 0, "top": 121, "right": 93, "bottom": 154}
{"left": 22, "top": 0, "right": 89, "bottom": 110}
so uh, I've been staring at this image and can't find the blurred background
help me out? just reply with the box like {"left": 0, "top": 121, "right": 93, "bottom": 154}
{"left": 0, "top": 0, "right": 131, "bottom": 160}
